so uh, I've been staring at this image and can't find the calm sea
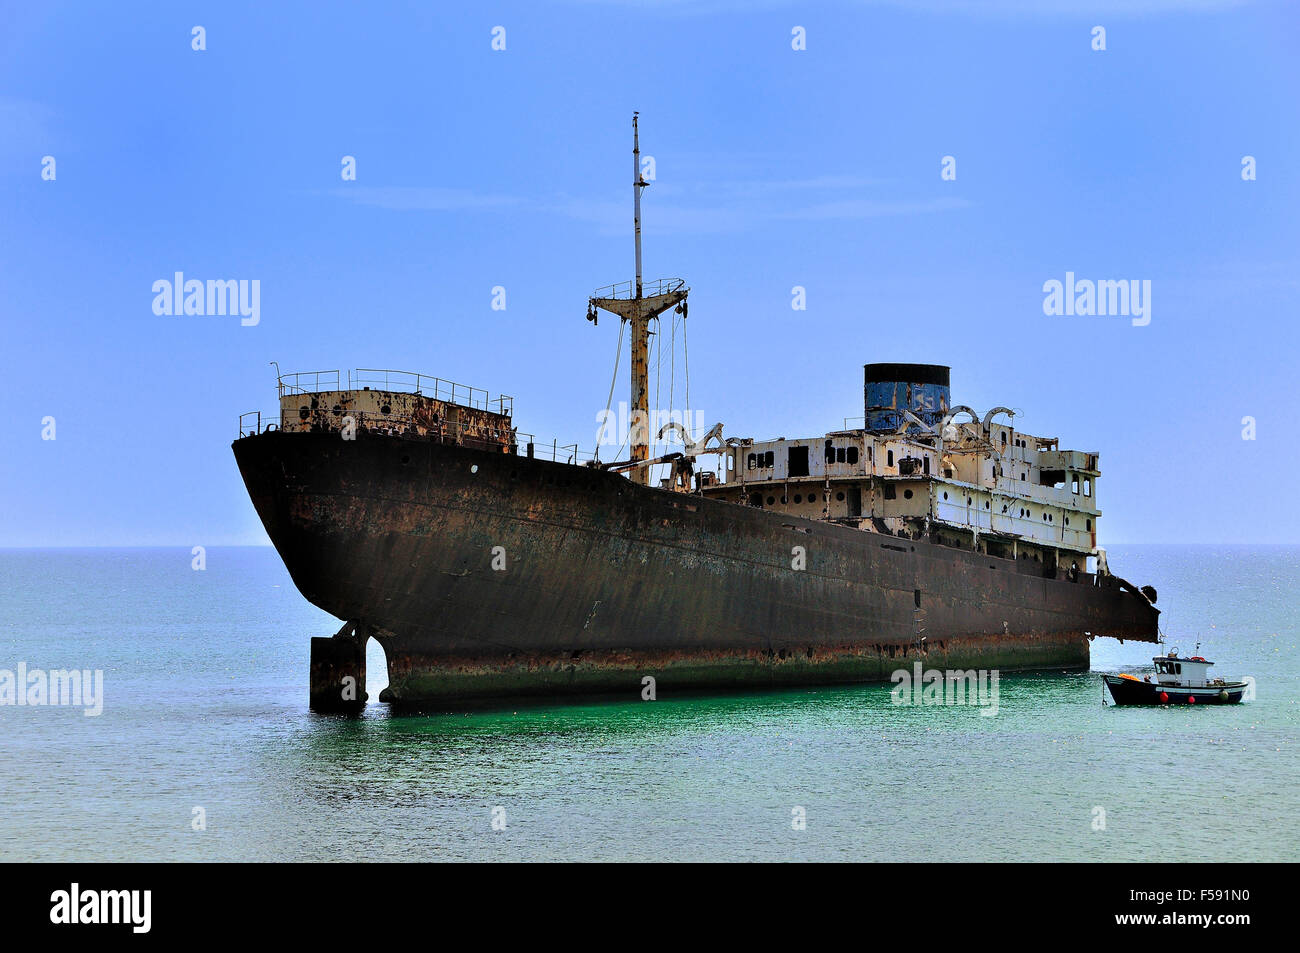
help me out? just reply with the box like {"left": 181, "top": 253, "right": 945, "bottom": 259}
{"left": 0, "top": 545, "right": 1295, "bottom": 862}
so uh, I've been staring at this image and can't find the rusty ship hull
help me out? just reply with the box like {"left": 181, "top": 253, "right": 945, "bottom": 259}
{"left": 233, "top": 427, "right": 1160, "bottom": 706}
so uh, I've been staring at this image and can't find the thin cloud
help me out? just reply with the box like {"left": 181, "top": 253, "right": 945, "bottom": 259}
{"left": 330, "top": 186, "right": 523, "bottom": 211}
{"left": 331, "top": 175, "right": 968, "bottom": 234}
{"left": 562, "top": 0, "right": 1251, "bottom": 14}
{"left": 777, "top": 196, "right": 972, "bottom": 221}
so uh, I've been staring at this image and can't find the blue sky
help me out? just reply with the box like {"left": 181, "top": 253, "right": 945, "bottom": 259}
{"left": 1, "top": 0, "right": 1296, "bottom": 546}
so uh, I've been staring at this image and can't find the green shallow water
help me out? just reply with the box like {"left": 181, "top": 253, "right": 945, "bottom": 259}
{"left": 0, "top": 545, "right": 1295, "bottom": 861}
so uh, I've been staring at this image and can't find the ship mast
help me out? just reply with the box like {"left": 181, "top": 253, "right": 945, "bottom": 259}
{"left": 633, "top": 112, "right": 643, "bottom": 300}
{"left": 588, "top": 112, "right": 689, "bottom": 486}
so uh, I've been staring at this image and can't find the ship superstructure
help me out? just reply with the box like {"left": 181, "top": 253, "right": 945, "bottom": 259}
{"left": 695, "top": 363, "right": 1133, "bottom": 590}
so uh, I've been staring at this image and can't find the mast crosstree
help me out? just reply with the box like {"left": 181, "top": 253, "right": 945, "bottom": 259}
{"left": 587, "top": 112, "right": 689, "bottom": 486}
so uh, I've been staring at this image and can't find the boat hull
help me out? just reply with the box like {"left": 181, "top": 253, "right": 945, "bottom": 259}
{"left": 1103, "top": 675, "right": 1246, "bottom": 706}
{"left": 233, "top": 429, "right": 1161, "bottom": 705}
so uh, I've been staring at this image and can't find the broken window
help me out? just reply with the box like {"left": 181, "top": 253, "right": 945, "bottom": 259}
{"left": 1040, "top": 469, "right": 1065, "bottom": 488}
{"left": 887, "top": 449, "right": 895, "bottom": 467}
{"left": 884, "top": 484, "right": 896, "bottom": 500}
{"left": 788, "top": 445, "right": 810, "bottom": 478}
{"left": 1071, "top": 474, "right": 1080, "bottom": 494}
{"left": 1084, "top": 478, "right": 1092, "bottom": 497}
{"left": 747, "top": 453, "right": 757, "bottom": 470}
{"left": 847, "top": 447, "right": 859, "bottom": 465}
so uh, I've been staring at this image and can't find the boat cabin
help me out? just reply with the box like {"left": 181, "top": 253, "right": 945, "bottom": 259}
{"left": 1153, "top": 652, "right": 1213, "bottom": 688}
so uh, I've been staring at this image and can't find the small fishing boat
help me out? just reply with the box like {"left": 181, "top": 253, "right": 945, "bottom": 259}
{"left": 1103, "top": 648, "right": 1247, "bottom": 706}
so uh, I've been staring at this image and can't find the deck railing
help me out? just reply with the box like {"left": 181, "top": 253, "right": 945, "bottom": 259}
{"left": 275, "top": 368, "right": 512, "bottom": 416}
{"left": 590, "top": 277, "right": 687, "bottom": 301}
{"left": 276, "top": 370, "right": 340, "bottom": 397}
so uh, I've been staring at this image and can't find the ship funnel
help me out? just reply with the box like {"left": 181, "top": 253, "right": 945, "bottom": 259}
{"left": 864, "top": 363, "right": 951, "bottom": 433}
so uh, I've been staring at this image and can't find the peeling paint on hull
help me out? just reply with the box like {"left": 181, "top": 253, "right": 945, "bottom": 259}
{"left": 232, "top": 429, "right": 1159, "bottom": 705}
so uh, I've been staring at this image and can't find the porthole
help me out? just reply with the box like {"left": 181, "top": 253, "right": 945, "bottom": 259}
{"left": 781, "top": 496, "right": 788, "bottom": 504}
{"left": 836, "top": 492, "right": 845, "bottom": 501}
{"left": 943, "top": 492, "right": 949, "bottom": 500}
{"left": 903, "top": 489, "right": 913, "bottom": 499}
{"left": 767, "top": 496, "right": 775, "bottom": 505}
{"left": 471, "top": 465, "right": 479, "bottom": 474}
{"left": 381, "top": 403, "right": 392, "bottom": 415}
{"left": 794, "top": 494, "right": 802, "bottom": 503}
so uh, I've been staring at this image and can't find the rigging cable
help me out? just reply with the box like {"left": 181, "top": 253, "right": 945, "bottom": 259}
{"left": 652, "top": 315, "right": 662, "bottom": 461}
{"left": 683, "top": 312, "right": 690, "bottom": 438}
{"left": 600, "top": 318, "right": 625, "bottom": 463}
{"left": 669, "top": 312, "right": 677, "bottom": 419}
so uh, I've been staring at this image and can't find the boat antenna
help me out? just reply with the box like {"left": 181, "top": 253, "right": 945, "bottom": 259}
{"left": 634, "top": 111, "right": 643, "bottom": 300}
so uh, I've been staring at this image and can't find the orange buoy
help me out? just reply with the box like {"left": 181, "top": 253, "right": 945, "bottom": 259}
{"left": 1159, "top": 691, "right": 1169, "bottom": 704}
{"left": 1187, "top": 695, "right": 1195, "bottom": 704}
